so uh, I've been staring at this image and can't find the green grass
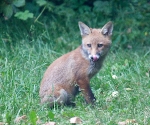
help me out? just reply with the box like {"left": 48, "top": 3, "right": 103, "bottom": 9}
{"left": 0, "top": 22, "right": 150, "bottom": 125}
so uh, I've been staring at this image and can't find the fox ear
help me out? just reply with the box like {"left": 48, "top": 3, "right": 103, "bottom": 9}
{"left": 101, "top": 21, "right": 113, "bottom": 37}
{"left": 78, "top": 21, "right": 91, "bottom": 36}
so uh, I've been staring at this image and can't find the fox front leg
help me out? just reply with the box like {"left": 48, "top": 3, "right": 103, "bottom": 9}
{"left": 78, "top": 79, "right": 96, "bottom": 104}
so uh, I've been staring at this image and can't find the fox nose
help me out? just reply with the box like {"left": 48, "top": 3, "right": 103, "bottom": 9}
{"left": 90, "top": 55, "right": 99, "bottom": 62}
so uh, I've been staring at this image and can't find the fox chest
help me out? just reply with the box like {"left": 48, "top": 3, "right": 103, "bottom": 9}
{"left": 88, "top": 61, "right": 102, "bottom": 78}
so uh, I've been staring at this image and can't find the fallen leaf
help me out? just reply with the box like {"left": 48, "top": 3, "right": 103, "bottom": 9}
{"left": 42, "top": 122, "right": 56, "bottom": 125}
{"left": 36, "top": 116, "right": 42, "bottom": 124}
{"left": 112, "top": 75, "right": 118, "bottom": 79}
{"left": 125, "top": 119, "right": 136, "bottom": 124}
{"left": 127, "top": 28, "right": 132, "bottom": 33}
{"left": 14, "top": 115, "right": 26, "bottom": 123}
{"left": 127, "top": 45, "right": 132, "bottom": 49}
{"left": 125, "top": 88, "right": 133, "bottom": 91}
{"left": 118, "top": 119, "right": 137, "bottom": 125}
{"left": 118, "top": 121, "right": 126, "bottom": 125}
{"left": 0, "top": 122, "right": 7, "bottom": 125}
{"left": 106, "top": 91, "right": 119, "bottom": 102}
{"left": 111, "top": 91, "right": 119, "bottom": 98}
{"left": 70, "top": 117, "right": 82, "bottom": 124}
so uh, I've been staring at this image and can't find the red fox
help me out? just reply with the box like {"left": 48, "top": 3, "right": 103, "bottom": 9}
{"left": 39, "top": 21, "right": 113, "bottom": 107}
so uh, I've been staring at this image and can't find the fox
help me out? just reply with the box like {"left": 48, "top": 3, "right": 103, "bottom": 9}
{"left": 39, "top": 21, "right": 113, "bottom": 107}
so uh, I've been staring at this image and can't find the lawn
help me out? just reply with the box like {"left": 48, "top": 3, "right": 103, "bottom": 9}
{"left": 0, "top": 21, "right": 150, "bottom": 125}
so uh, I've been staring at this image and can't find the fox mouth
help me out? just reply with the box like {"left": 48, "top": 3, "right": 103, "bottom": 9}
{"left": 89, "top": 55, "right": 100, "bottom": 62}
{"left": 91, "top": 57, "right": 99, "bottom": 62}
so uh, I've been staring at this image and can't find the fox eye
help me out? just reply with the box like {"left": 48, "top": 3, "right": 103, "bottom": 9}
{"left": 87, "top": 44, "right": 91, "bottom": 47}
{"left": 97, "top": 44, "right": 103, "bottom": 48}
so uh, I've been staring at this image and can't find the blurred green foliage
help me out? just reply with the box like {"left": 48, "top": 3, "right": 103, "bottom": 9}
{"left": 0, "top": 0, "right": 150, "bottom": 48}
{"left": 0, "top": 0, "right": 25, "bottom": 19}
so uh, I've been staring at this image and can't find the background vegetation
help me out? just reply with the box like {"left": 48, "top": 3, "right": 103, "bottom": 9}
{"left": 1, "top": 0, "right": 150, "bottom": 47}
{"left": 0, "top": 0, "right": 150, "bottom": 124}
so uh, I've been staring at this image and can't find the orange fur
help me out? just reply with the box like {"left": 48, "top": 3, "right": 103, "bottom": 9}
{"left": 39, "top": 21, "right": 113, "bottom": 107}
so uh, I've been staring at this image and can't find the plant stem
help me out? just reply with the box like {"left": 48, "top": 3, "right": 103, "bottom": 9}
{"left": 34, "top": 5, "right": 46, "bottom": 24}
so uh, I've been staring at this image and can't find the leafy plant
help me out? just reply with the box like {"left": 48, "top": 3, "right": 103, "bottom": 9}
{"left": 47, "top": 111, "right": 55, "bottom": 121}
{"left": 0, "top": 0, "right": 25, "bottom": 19}
{"left": 14, "top": 10, "right": 33, "bottom": 20}
{"left": 29, "top": 111, "right": 38, "bottom": 125}
{"left": 6, "top": 112, "right": 12, "bottom": 124}
{"left": 1, "top": 0, "right": 150, "bottom": 46}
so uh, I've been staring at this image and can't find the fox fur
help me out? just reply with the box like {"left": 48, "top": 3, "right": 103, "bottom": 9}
{"left": 39, "top": 21, "right": 113, "bottom": 107}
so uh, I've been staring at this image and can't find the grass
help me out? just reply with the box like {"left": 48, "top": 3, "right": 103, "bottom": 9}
{"left": 0, "top": 20, "right": 150, "bottom": 125}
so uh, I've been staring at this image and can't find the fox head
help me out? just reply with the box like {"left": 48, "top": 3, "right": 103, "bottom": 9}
{"left": 78, "top": 21, "right": 113, "bottom": 62}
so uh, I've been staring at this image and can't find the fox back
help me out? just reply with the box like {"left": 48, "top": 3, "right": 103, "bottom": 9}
{"left": 39, "top": 21, "right": 113, "bottom": 107}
